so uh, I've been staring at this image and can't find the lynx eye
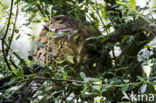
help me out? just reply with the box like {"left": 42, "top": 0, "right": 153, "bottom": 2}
{"left": 74, "top": 35, "right": 81, "bottom": 43}
{"left": 76, "top": 36, "right": 80, "bottom": 42}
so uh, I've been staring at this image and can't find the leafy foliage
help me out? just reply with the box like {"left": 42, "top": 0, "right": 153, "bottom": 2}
{"left": 0, "top": 0, "right": 156, "bottom": 102}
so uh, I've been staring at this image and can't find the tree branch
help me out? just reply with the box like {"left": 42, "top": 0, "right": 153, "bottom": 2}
{"left": 7, "top": 3, "right": 19, "bottom": 55}
{"left": 1, "top": 0, "right": 14, "bottom": 70}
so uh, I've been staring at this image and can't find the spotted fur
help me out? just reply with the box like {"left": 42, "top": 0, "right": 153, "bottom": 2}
{"left": 34, "top": 16, "right": 90, "bottom": 66}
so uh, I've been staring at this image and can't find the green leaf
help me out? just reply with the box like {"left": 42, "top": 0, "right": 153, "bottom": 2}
{"left": 101, "top": 85, "right": 112, "bottom": 92}
{"left": 63, "top": 72, "right": 67, "bottom": 80}
{"left": 17, "top": 68, "right": 24, "bottom": 78}
{"left": 16, "top": 34, "right": 20, "bottom": 40}
{"left": 137, "top": 76, "right": 145, "bottom": 82}
{"left": 121, "top": 84, "right": 129, "bottom": 92}
{"left": 11, "top": 67, "right": 18, "bottom": 75}
{"left": 110, "top": 77, "right": 121, "bottom": 84}
{"left": 92, "top": 85, "right": 99, "bottom": 91}
{"left": 85, "top": 37, "right": 96, "bottom": 41}
{"left": 116, "top": 1, "right": 127, "bottom": 7}
{"left": 15, "top": 29, "right": 19, "bottom": 33}
{"left": 36, "top": 42, "right": 47, "bottom": 48}
{"left": 40, "top": 17, "right": 49, "bottom": 21}
{"left": 26, "top": 59, "right": 31, "bottom": 66}
{"left": 140, "top": 83, "right": 147, "bottom": 93}
{"left": 81, "top": 86, "right": 88, "bottom": 98}
{"left": 14, "top": 0, "right": 20, "bottom": 4}
{"left": 152, "top": 1, "right": 156, "bottom": 8}
{"left": 101, "top": 36, "right": 109, "bottom": 43}
{"left": 121, "top": 35, "right": 129, "bottom": 43}
{"left": 26, "top": 33, "right": 32, "bottom": 36}
{"left": 23, "top": 23, "right": 30, "bottom": 26}
{"left": 129, "top": 0, "right": 136, "bottom": 10}
{"left": 84, "top": 77, "right": 94, "bottom": 82}
{"left": 8, "top": 36, "right": 11, "bottom": 41}
{"left": 80, "top": 72, "right": 86, "bottom": 79}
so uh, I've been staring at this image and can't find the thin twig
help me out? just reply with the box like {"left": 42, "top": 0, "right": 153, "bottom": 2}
{"left": 0, "top": 79, "right": 29, "bottom": 89}
{"left": 111, "top": 47, "right": 117, "bottom": 65}
{"left": 7, "top": 3, "right": 19, "bottom": 55}
{"left": 35, "top": 77, "right": 85, "bottom": 84}
{"left": 35, "top": 76, "right": 145, "bottom": 87}
{"left": 1, "top": 0, "right": 14, "bottom": 70}
{"left": 9, "top": 56, "right": 18, "bottom": 68}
